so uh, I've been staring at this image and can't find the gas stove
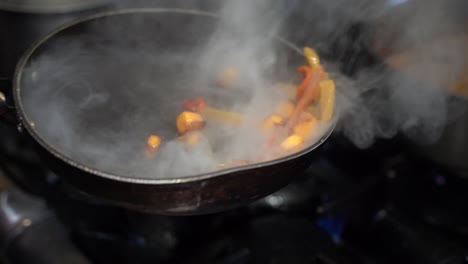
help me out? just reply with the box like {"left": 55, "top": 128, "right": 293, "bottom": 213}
{"left": 1, "top": 1, "right": 468, "bottom": 263}
{"left": 2, "top": 119, "right": 468, "bottom": 264}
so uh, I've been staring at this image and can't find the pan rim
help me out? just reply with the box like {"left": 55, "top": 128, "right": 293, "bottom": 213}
{"left": 13, "top": 7, "right": 336, "bottom": 185}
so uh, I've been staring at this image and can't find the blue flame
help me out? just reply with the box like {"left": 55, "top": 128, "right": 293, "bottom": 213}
{"left": 316, "top": 214, "right": 347, "bottom": 243}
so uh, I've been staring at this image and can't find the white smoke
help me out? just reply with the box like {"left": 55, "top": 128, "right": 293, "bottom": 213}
{"left": 289, "top": 0, "right": 468, "bottom": 148}
{"left": 20, "top": 1, "right": 331, "bottom": 179}
{"left": 19, "top": 0, "right": 468, "bottom": 179}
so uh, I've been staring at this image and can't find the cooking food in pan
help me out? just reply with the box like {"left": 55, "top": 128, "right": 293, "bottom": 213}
{"left": 14, "top": 9, "right": 338, "bottom": 213}
{"left": 145, "top": 46, "right": 336, "bottom": 169}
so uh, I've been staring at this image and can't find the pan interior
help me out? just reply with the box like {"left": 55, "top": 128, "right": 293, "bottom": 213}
{"left": 18, "top": 11, "right": 307, "bottom": 179}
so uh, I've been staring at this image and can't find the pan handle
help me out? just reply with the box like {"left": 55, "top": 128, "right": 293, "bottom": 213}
{"left": 0, "top": 77, "right": 18, "bottom": 126}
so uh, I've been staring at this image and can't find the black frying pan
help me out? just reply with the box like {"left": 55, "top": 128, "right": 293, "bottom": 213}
{"left": 11, "top": 8, "right": 335, "bottom": 215}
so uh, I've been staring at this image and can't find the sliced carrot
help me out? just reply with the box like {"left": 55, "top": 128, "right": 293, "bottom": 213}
{"left": 296, "top": 66, "right": 325, "bottom": 101}
{"left": 287, "top": 70, "right": 323, "bottom": 131}
{"left": 296, "top": 66, "right": 314, "bottom": 100}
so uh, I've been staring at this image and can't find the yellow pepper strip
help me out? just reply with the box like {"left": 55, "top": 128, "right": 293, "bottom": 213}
{"left": 199, "top": 106, "right": 244, "bottom": 126}
{"left": 318, "top": 79, "right": 336, "bottom": 121}
{"left": 304, "top": 46, "right": 321, "bottom": 69}
{"left": 280, "top": 134, "right": 304, "bottom": 151}
{"left": 182, "top": 97, "right": 244, "bottom": 126}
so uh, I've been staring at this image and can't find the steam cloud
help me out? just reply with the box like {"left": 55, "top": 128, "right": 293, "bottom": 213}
{"left": 20, "top": 0, "right": 468, "bottom": 179}
{"left": 21, "top": 0, "right": 328, "bottom": 179}
{"left": 284, "top": 0, "right": 467, "bottom": 148}
{"left": 333, "top": 0, "right": 468, "bottom": 148}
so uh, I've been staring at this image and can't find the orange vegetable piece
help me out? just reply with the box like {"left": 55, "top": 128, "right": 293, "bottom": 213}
{"left": 176, "top": 111, "right": 206, "bottom": 135}
{"left": 318, "top": 79, "right": 336, "bottom": 121}
{"left": 293, "top": 117, "right": 317, "bottom": 140}
{"left": 262, "top": 114, "right": 285, "bottom": 130}
{"left": 287, "top": 68, "right": 325, "bottom": 131}
{"left": 145, "top": 134, "right": 162, "bottom": 157}
{"left": 182, "top": 97, "right": 243, "bottom": 126}
{"left": 296, "top": 65, "right": 324, "bottom": 101}
{"left": 275, "top": 101, "right": 295, "bottom": 119}
{"left": 296, "top": 66, "right": 314, "bottom": 101}
{"left": 280, "top": 135, "right": 304, "bottom": 152}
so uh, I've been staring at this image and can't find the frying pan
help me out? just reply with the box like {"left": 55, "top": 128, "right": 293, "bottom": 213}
{"left": 9, "top": 8, "right": 335, "bottom": 215}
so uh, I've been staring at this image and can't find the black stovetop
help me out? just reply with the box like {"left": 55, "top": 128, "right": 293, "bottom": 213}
{"left": 2, "top": 118, "right": 468, "bottom": 264}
